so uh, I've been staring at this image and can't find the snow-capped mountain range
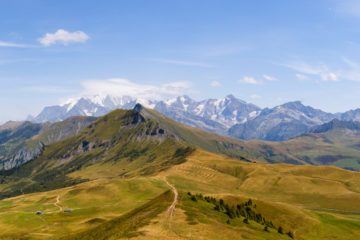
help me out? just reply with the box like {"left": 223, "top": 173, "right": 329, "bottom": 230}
{"left": 28, "top": 94, "right": 360, "bottom": 141}
{"left": 28, "top": 94, "right": 260, "bottom": 135}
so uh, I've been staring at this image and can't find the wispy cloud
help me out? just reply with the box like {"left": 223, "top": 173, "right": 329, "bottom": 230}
{"left": 296, "top": 74, "right": 309, "bottom": 81}
{"left": 0, "top": 41, "right": 33, "bottom": 48}
{"left": 282, "top": 62, "right": 327, "bottom": 75}
{"left": 341, "top": 58, "right": 360, "bottom": 81}
{"left": 151, "top": 58, "right": 212, "bottom": 68}
{"left": 263, "top": 74, "right": 277, "bottom": 81}
{"left": 38, "top": 29, "right": 90, "bottom": 46}
{"left": 70, "top": 79, "right": 196, "bottom": 101}
{"left": 238, "top": 76, "right": 263, "bottom": 85}
{"left": 281, "top": 61, "right": 339, "bottom": 81}
{"left": 210, "top": 81, "right": 221, "bottom": 87}
{"left": 287, "top": 58, "right": 360, "bottom": 82}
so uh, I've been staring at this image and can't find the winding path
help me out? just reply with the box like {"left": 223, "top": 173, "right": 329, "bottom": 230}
{"left": 163, "top": 177, "right": 178, "bottom": 231}
{"left": 54, "top": 195, "right": 62, "bottom": 212}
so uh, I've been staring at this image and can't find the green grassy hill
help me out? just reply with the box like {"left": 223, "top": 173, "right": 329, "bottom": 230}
{"left": 0, "top": 108, "right": 193, "bottom": 199}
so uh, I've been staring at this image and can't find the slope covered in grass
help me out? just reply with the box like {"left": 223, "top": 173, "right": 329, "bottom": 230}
{"left": 149, "top": 150, "right": 360, "bottom": 240}
{"left": 0, "top": 148, "right": 360, "bottom": 239}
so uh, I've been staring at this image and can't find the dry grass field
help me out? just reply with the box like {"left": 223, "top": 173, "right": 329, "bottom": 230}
{"left": 0, "top": 149, "right": 359, "bottom": 239}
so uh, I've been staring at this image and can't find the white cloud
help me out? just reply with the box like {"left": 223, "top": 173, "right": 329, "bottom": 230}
{"left": 263, "top": 74, "right": 277, "bottom": 81}
{"left": 0, "top": 41, "right": 32, "bottom": 48}
{"left": 321, "top": 72, "right": 339, "bottom": 81}
{"left": 295, "top": 74, "right": 308, "bottom": 81}
{"left": 250, "top": 94, "right": 261, "bottom": 99}
{"left": 76, "top": 78, "right": 195, "bottom": 101}
{"left": 38, "top": 29, "right": 90, "bottom": 46}
{"left": 210, "top": 81, "right": 221, "bottom": 87}
{"left": 151, "top": 58, "right": 212, "bottom": 68}
{"left": 282, "top": 62, "right": 327, "bottom": 75}
{"left": 282, "top": 61, "right": 339, "bottom": 81}
{"left": 238, "top": 76, "right": 263, "bottom": 85}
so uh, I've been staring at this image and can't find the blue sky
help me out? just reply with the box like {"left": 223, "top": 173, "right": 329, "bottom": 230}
{"left": 2, "top": 0, "right": 360, "bottom": 122}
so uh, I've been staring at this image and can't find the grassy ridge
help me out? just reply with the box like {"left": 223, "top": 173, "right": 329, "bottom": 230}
{"left": 0, "top": 109, "right": 192, "bottom": 199}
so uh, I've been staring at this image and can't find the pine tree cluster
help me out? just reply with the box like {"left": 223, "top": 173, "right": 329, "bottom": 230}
{"left": 187, "top": 192, "right": 294, "bottom": 239}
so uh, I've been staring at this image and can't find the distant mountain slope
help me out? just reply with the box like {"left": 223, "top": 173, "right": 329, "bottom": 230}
{"left": 141, "top": 106, "right": 302, "bottom": 164}
{"left": 0, "top": 121, "right": 25, "bottom": 131}
{"left": 310, "top": 118, "right": 360, "bottom": 133}
{"left": 147, "top": 107, "right": 360, "bottom": 170}
{"left": 340, "top": 108, "right": 360, "bottom": 122}
{"left": 0, "top": 116, "right": 96, "bottom": 170}
{"left": 228, "top": 101, "right": 336, "bottom": 141}
{"left": 269, "top": 119, "right": 360, "bottom": 170}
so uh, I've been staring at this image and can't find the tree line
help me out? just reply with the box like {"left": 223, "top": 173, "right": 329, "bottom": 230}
{"left": 187, "top": 192, "right": 294, "bottom": 239}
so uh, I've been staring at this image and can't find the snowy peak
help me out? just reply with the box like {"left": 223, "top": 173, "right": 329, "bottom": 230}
{"left": 157, "top": 94, "right": 260, "bottom": 130}
{"left": 164, "top": 95, "right": 196, "bottom": 112}
{"left": 31, "top": 94, "right": 261, "bottom": 135}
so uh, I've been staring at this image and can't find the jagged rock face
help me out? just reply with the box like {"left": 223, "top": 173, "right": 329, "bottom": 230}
{"left": 0, "top": 117, "right": 96, "bottom": 170}
{"left": 3, "top": 142, "right": 44, "bottom": 169}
